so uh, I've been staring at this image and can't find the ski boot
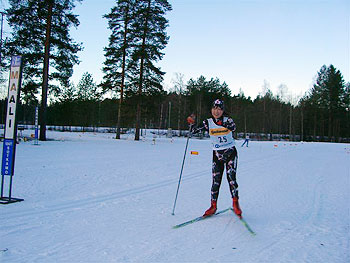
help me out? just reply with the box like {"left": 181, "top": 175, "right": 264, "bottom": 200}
{"left": 232, "top": 197, "right": 242, "bottom": 219}
{"left": 203, "top": 200, "right": 217, "bottom": 217}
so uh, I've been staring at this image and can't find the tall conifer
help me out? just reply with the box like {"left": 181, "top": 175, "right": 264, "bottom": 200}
{"left": 308, "top": 65, "right": 346, "bottom": 137}
{"left": 102, "top": 0, "right": 136, "bottom": 139}
{"left": 130, "top": 0, "right": 171, "bottom": 140}
{"left": 5, "top": 0, "right": 82, "bottom": 140}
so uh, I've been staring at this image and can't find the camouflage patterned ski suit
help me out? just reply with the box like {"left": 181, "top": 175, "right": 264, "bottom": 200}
{"left": 192, "top": 116, "right": 239, "bottom": 201}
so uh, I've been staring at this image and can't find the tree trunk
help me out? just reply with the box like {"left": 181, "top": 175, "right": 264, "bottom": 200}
{"left": 135, "top": 0, "right": 151, "bottom": 141}
{"left": 289, "top": 105, "right": 292, "bottom": 140}
{"left": 313, "top": 111, "right": 317, "bottom": 138}
{"left": 116, "top": 6, "right": 130, "bottom": 139}
{"left": 177, "top": 92, "right": 181, "bottom": 135}
{"left": 262, "top": 100, "right": 266, "bottom": 133}
{"left": 328, "top": 113, "right": 332, "bottom": 139}
{"left": 159, "top": 103, "right": 163, "bottom": 131}
{"left": 301, "top": 107, "right": 304, "bottom": 141}
{"left": 197, "top": 93, "right": 202, "bottom": 122}
{"left": 39, "top": 0, "right": 53, "bottom": 141}
{"left": 135, "top": 56, "right": 144, "bottom": 141}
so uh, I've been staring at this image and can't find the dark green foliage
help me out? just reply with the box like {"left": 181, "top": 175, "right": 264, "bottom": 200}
{"left": 12, "top": 66, "right": 349, "bottom": 143}
{"left": 129, "top": 0, "right": 171, "bottom": 86}
{"left": 300, "top": 65, "right": 348, "bottom": 139}
{"left": 130, "top": 0, "right": 171, "bottom": 140}
{"left": 102, "top": 0, "right": 138, "bottom": 138}
{"left": 47, "top": 72, "right": 101, "bottom": 128}
{"left": 4, "top": 0, "right": 82, "bottom": 140}
{"left": 102, "top": 0, "right": 172, "bottom": 140}
{"left": 185, "top": 76, "right": 231, "bottom": 121}
{"left": 47, "top": 99, "right": 116, "bottom": 128}
{"left": 5, "top": 0, "right": 82, "bottom": 101}
{"left": 76, "top": 72, "right": 101, "bottom": 101}
{"left": 101, "top": 0, "right": 136, "bottom": 94}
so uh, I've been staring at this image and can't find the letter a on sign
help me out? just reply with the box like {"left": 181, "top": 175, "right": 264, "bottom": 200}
{"left": 9, "top": 95, "right": 16, "bottom": 104}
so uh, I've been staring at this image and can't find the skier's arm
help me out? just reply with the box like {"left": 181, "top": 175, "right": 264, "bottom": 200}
{"left": 191, "top": 119, "right": 209, "bottom": 134}
{"left": 222, "top": 117, "right": 236, "bottom": 132}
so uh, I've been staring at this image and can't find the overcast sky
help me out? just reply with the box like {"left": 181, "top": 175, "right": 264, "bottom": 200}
{"left": 2, "top": 0, "right": 349, "bottom": 100}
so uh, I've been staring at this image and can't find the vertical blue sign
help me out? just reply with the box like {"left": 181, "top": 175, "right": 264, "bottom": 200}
{"left": 34, "top": 106, "right": 39, "bottom": 145}
{"left": 1, "top": 139, "right": 15, "bottom": 176}
{"left": 35, "top": 126, "right": 38, "bottom": 140}
{"left": 11, "top": 56, "right": 21, "bottom": 67}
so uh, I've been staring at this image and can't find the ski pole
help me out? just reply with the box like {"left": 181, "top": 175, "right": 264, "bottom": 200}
{"left": 172, "top": 126, "right": 192, "bottom": 215}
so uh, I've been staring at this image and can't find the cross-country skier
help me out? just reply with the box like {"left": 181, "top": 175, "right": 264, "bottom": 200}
{"left": 187, "top": 99, "right": 242, "bottom": 218}
{"left": 241, "top": 134, "right": 249, "bottom": 147}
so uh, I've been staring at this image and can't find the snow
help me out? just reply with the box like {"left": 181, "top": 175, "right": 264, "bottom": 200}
{"left": 0, "top": 130, "right": 349, "bottom": 262}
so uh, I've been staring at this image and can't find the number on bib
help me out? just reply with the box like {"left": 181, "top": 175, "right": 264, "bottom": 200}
{"left": 218, "top": 136, "right": 227, "bottom": 143}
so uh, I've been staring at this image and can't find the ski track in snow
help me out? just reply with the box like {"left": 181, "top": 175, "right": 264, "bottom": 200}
{"left": 0, "top": 130, "right": 349, "bottom": 262}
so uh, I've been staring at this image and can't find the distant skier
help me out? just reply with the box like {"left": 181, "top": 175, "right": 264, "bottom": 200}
{"left": 187, "top": 99, "right": 242, "bottom": 218}
{"left": 241, "top": 134, "right": 250, "bottom": 147}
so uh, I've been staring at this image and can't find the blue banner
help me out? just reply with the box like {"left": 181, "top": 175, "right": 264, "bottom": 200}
{"left": 11, "top": 56, "right": 22, "bottom": 67}
{"left": 35, "top": 106, "right": 39, "bottom": 144}
{"left": 1, "top": 139, "right": 15, "bottom": 176}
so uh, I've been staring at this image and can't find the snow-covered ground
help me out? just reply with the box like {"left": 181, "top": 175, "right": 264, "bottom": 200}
{"left": 0, "top": 130, "right": 349, "bottom": 262}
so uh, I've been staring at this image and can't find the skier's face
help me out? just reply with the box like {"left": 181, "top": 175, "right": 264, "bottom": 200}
{"left": 211, "top": 106, "right": 223, "bottom": 119}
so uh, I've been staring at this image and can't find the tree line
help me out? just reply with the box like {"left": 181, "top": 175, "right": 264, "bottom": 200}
{"left": 0, "top": 1, "right": 348, "bottom": 142}
{"left": 3, "top": 65, "right": 349, "bottom": 142}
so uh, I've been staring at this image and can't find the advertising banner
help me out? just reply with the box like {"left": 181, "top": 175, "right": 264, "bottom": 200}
{"left": 1, "top": 56, "right": 22, "bottom": 176}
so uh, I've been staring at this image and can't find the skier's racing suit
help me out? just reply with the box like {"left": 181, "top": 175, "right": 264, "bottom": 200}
{"left": 192, "top": 116, "right": 239, "bottom": 201}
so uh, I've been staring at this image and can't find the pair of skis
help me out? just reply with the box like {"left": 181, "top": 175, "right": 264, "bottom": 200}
{"left": 173, "top": 208, "right": 256, "bottom": 236}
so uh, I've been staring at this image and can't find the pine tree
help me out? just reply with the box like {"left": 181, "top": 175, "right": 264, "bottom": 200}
{"left": 76, "top": 72, "right": 100, "bottom": 101}
{"left": 131, "top": 0, "right": 172, "bottom": 140}
{"left": 312, "top": 65, "right": 346, "bottom": 138}
{"left": 59, "top": 82, "right": 77, "bottom": 103}
{"left": 5, "top": 0, "right": 82, "bottom": 140}
{"left": 300, "top": 65, "right": 348, "bottom": 139}
{"left": 344, "top": 82, "right": 350, "bottom": 110}
{"left": 76, "top": 72, "right": 100, "bottom": 128}
{"left": 102, "top": 0, "right": 137, "bottom": 139}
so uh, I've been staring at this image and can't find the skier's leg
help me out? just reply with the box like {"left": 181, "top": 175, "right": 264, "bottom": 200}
{"left": 211, "top": 151, "right": 225, "bottom": 201}
{"left": 226, "top": 147, "right": 242, "bottom": 217}
{"left": 226, "top": 148, "right": 238, "bottom": 198}
{"left": 203, "top": 152, "right": 224, "bottom": 216}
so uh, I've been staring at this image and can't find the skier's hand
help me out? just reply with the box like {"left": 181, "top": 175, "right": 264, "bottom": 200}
{"left": 222, "top": 118, "right": 236, "bottom": 131}
{"left": 187, "top": 114, "right": 196, "bottom": 125}
{"left": 189, "top": 124, "right": 196, "bottom": 133}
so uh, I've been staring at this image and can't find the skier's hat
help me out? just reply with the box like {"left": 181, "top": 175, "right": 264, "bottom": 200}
{"left": 212, "top": 99, "right": 224, "bottom": 110}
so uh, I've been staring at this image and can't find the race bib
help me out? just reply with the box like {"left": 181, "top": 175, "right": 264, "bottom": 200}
{"left": 208, "top": 118, "right": 235, "bottom": 150}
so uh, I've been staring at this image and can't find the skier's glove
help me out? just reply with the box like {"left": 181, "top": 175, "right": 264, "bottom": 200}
{"left": 222, "top": 118, "right": 236, "bottom": 131}
{"left": 189, "top": 124, "right": 196, "bottom": 133}
{"left": 187, "top": 115, "right": 196, "bottom": 125}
